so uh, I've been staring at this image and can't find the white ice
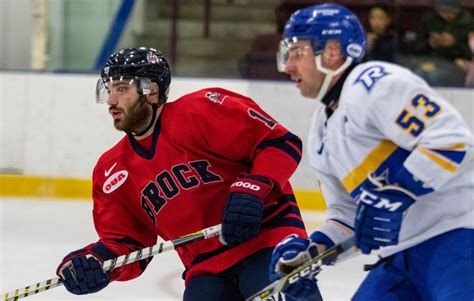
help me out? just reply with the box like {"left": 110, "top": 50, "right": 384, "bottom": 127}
{"left": 0, "top": 198, "right": 376, "bottom": 300}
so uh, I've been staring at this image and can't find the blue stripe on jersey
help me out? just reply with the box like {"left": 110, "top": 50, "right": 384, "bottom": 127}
{"left": 431, "top": 149, "right": 466, "bottom": 164}
{"left": 110, "top": 236, "right": 146, "bottom": 248}
{"left": 257, "top": 133, "right": 302, "bottom": 164}
{"left": 262, "top": 194, "right": 300, "bottom": 218}
{"left": 261, "top": 208, "right": 304, "bottom": 231}
{"left": 349, "top": 146, "right": 410, "bottom": 198}
{"left": 261, "top": 194, "right": 305, "bottom": 231}
{"left": 268, "top": 217, "right": 306, "bottom": 231}
{"left": 92, "top": 241, "right": 119, "bottom": 260}
{"left": 349, "top": 146, "right": 435, "bottom": 198}
{"left": 109, "top": 237, "right": 153, "bottom": 271}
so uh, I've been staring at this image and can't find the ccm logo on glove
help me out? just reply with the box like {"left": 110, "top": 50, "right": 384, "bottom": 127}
{"left": 230, "top": 181, "right": 261, "bottom": 191}
{"left": 359, "top": 190, "right": 405, "bottom": 212}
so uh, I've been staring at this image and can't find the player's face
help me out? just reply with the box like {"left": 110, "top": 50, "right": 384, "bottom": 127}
{"left": 284, "top": 41, "right": 324, "bottom": 99}
{"left": 105, "top": 80, "right": 152, "bottom": 132}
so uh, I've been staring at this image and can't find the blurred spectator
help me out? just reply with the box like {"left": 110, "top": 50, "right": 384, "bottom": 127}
{"left": 364, "top": 4, "right": 396, "bottom": 63}
{"left": 465, "top": 31, "right": 474, "bottom": 86}
{"left": 414, "top": 0, "right": 473, "bottom": 61}
{"left": 407, "top": 0, "right": 474, "bottom": 86}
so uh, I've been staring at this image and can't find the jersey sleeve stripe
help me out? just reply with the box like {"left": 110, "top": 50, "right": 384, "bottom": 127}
{"left": 107, "top": 237, "right": 152, "bottom": 272}
{"left": 342, "top": 140, "right": 398, "bottom": 193}
{"left": 261, "top": 195, "right": 305, "bottom": 230}
{"left": 262, "top": 195, "right": 302, "bottom": 224}
{"left": 417, "top": 147, "right": 458, "bottom": 172}
{"left": 91, "top": 241, "right": 118, "bottom": 260}
{"left": 430, "top": 149, "right": 466, "bottom": 164}
{"left": 327, "top": 219, "right": 354, "bottom": 234}
{"left": 434, "top": 143, "right": 465, "bottom": 151}
{"left": 262, "top": 202, "right": 292, "bottom": 223}
{"left": 285, "top": 140, "right": 303, "bottom": 157}
{"left": 272, "top": 142, "right": 302, "bottom": 164}
{"left": 257, "top": 133, "right": 302, "bottom": 164}
{"left": 109, "top": 236, "right": 146, "bottom": 248}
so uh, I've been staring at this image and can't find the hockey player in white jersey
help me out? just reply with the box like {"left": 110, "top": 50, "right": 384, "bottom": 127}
{"left": 269, "top": 3, "right": 474, "bottom": 301}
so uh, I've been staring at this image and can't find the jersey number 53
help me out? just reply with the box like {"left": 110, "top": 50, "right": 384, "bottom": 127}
{"left": 395, "top": 94, "right": 441, "bottom": 137}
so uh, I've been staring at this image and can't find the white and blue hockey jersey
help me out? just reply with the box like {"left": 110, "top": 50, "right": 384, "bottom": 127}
{"left": 308, "top": 61, "right": 474, "bottom": 258}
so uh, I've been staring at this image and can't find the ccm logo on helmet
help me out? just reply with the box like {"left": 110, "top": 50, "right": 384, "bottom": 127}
{"left": 103, "top": 170, "right": 128, "bottom": 194}
{"left": 230, "top": 181, "right": 261, "bottom": 191}
{"left": 322, "top": 29, "right": 342, "bottom": 35}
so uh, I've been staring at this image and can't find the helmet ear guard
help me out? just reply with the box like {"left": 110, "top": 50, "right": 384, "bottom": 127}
{"left": 138, "top": 78, "right": 152, "bottom": 96}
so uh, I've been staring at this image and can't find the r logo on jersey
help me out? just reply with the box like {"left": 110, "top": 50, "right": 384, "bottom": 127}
{"left": 354, "top": 66, "right": 390, "bottom": 92}
{"left": 205, "top": 92, "right": 226, "bottom": 104}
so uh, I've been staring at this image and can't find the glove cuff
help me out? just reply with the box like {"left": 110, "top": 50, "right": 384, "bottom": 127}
{"left": 228, "top": 174, "right": 274, "bottom": 200}
{"left": 56, "top": 241, "right": 117, "bottom": 277}
{"left": 368, "top": 173, "right": 417, "bottom": 200}
{"left": 310, "top": 231, "right": 335, "bottom": 250}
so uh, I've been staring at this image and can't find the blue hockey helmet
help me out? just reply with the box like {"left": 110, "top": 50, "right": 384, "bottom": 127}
{"left": 277, "top": 3, "right": 366, "bottom": 72}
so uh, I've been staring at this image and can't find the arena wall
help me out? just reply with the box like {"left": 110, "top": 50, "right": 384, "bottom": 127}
{"left": 1, "top": 72, "right": 472, "bottom": 209}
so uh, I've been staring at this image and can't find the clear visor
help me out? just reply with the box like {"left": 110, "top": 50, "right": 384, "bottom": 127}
{"left": 276, "top": 40, "right": 291, "bottom": 72}
{"left": 95, "top": 77, "right": 152, "bottom": 104}
{"left": 276, "top": 39, "right": 316, "bottom": 72}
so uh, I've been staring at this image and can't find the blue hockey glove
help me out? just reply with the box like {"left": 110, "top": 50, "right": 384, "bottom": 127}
{"left": 56, "top": 244, "right": 113, "bottom": 295}
{"left": 269, "top": 234, "right": 323, "bottom": 301}
{"left": 220, "top": 175, "right": 273, "bottom": 247}
{"left": 355, "top": 173, "right": 416, "bottom": 254}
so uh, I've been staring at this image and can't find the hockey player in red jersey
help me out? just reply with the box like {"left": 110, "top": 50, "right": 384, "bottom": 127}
{"left": 55, "top": 47, "right": 320, "bottom": 300}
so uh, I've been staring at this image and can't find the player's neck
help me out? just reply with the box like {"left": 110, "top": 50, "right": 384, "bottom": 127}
{"left": 134, "top": 105, "right": 164, "bottom": 140}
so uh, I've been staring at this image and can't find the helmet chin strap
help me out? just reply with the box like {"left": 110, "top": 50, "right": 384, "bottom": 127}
{"left": 314, "top": 55, "right": 353, "bottom": 102}
{"left": 129, "top": 102, "right": 159, "bottom": 137}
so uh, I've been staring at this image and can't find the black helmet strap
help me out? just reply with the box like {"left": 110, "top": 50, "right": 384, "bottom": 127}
{"left": 128, "top": 102, "right": 159, "bottom": 137}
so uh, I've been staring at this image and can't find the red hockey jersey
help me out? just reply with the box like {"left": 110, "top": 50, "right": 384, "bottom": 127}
{"left": 91, "top": 87, "right": 307, "bottom": 284}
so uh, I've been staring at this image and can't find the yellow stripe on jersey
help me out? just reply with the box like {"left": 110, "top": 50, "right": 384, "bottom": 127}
{"left": 342, "top": 140, "right": 398, "bottom": 193}
{"left": 435, "top": 143, "right": 466, "bottom": 151}
{"left": 327, "top": 220, "right": 354, "bottom": 235}
{"left": 417, "top": 147, "right": 458, "bottom": 172}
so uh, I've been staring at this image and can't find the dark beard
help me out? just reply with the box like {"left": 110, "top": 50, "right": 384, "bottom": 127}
{"left": 114, "top": 96, "right": 151, "bottom": 133}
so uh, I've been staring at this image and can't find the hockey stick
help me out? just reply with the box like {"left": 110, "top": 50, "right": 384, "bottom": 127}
{"left": 3, "top": 224, "right": 222, "bottom": 301}
{"left": 246, "top": 236, "right": 355, "bottom": 301}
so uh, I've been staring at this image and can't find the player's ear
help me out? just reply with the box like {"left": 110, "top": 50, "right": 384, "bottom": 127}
{"left": 146, "top": 82, "right": 160, "bottom": 104}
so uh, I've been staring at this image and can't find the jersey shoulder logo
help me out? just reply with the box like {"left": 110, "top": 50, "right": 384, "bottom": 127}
{"left": 103, "top": 170, "right": 128, "bottom": 194}
{"left": 205, "top": 91, "right": 227, "bottom": 104}
{"left": 104, "top": 162, "right": 117, "bottom": 177}
{"left": 354, "top": 65, "right": 390, "bottom": 92}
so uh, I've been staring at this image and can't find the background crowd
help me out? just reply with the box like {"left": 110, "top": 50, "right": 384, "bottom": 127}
{"left": 240, "top": 0, "right": 474, "bottom": 87}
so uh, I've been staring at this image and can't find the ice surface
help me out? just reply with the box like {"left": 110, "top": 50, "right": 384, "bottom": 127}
{"left": 0, "top": 198, "right": 375, "bottom": 300}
